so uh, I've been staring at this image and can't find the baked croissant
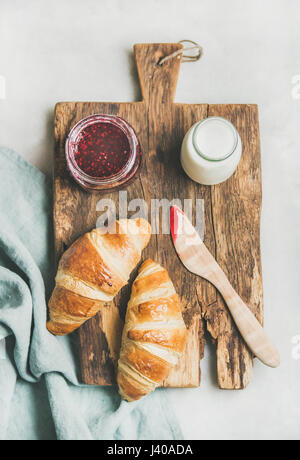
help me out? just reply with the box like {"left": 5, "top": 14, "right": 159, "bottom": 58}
{"left": 117, "top": 259, "right": 187, "bottom": 401}
{"left": 47, "top": 218, "right": 151, "bottom": 335}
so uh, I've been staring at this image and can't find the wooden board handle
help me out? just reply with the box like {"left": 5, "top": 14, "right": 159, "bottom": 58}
{"left": 134, "top": 43, "right": 183, "bottom": 104}
{"left": 211, "top": 269, "right": 280, "bottom": 368}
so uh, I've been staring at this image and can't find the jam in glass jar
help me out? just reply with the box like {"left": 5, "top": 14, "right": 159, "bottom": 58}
{"left": 66, "top": 114, "right": 141, "bottom": 192}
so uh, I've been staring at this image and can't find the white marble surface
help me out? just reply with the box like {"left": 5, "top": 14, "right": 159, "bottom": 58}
{"left": 1, "top": 0, "right": 300, "bottom": 440}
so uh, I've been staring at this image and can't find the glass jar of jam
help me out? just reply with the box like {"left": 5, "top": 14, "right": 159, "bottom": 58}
{"left": 65, "top": 114, "right": 142, "bottom": 192}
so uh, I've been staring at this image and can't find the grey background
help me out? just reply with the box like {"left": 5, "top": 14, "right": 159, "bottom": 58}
{"left": 1, "top": 0, "right": 299, "bottom": 440}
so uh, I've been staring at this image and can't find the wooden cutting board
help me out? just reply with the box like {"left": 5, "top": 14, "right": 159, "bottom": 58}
{"left": 53, "top": 43, "right": 263, "bottom": 389}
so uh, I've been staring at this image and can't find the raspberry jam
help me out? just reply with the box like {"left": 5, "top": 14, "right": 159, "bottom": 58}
{"left": 66, "top": 114, "right": 141, "bottom": 192}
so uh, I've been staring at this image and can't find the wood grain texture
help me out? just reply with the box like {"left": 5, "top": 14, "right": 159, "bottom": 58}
{"left": 53, "top": 43, "right": 263, "bottom": 389}
{"left": 202, "top": 104, "right": 264, "bottom": 388}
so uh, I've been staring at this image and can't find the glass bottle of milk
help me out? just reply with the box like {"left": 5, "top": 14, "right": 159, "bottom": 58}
{"left": 180, "top": 117, "right": 242, "bottom": 186}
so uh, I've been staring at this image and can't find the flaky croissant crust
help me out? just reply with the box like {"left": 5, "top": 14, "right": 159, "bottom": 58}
{"left": 47, "top": 218, "right": 151, "bottom": 335}
{"left": 117, "top": 259, "right": 187, "bottom": 401}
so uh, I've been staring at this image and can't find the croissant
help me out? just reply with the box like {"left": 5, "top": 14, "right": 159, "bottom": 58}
{"left": 117, "top": 259, "right": 187, "bottom": 401}
{"left": 47, "top": 218, "right": 151, "bottom": 335}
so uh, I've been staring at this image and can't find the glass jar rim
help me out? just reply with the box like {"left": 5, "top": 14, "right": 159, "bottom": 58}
{"left": 65, "top": 114, "right": 138, "bottom": 186}
{"left": 192, "top": 116, "right": 238, "bottom": 162}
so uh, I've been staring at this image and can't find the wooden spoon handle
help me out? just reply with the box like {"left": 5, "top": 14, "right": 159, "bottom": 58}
{"left": 212, "top": 270, "right": 280, "bottom": 368}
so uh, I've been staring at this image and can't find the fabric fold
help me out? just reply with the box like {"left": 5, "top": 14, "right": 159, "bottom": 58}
{"left": 0, "top": 147, "right": 183, "bottom": 441}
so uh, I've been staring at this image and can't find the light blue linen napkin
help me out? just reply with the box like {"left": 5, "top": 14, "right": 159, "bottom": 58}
{"left": 0, "top": 147, "right": 183, "bottom": 441}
